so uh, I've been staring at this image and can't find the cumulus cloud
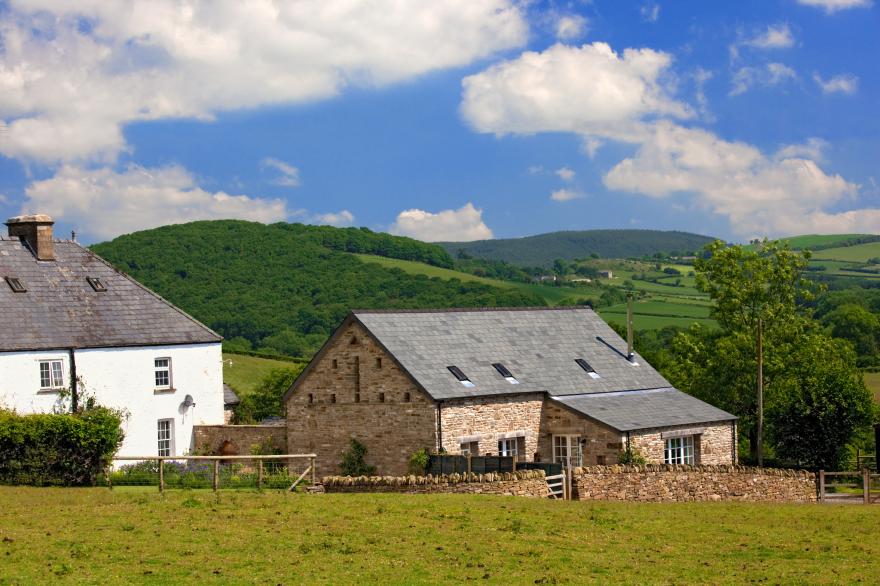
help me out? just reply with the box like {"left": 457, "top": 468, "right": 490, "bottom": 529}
{"left": 603, "top": 121, "right": 861, "bottom": 237}
{"left": 640, "top": 3, "right": 661, "bottom": 22}
{"left": 21, "top": 164, "right": 287, "bottom": 240}
{"left": 0, "top": 0, "right": 528, "bottom": 163}
{"left": 261, "top": 157, "right": 301, "bottom": 187}
{"left": 730, "top": 63, "right": 797, "bottom": 95}
{"left": 555, "top": 15, "right": 588, "bottom": 40}
{"left": 813, "top": 72, "right": 859, "bottom": 95}
{"left": 555, "top": 167, "right": 576, "bottom": 181}
{"left": 796, "top": 0, "right": 872, "bottom": 13}
{"left": 460, "top": 42, "right": 691, "bottom": 141}
{"left": 550, "top": 189, "right": 584, "bottom": 202}
{"left": 775, "top": 138, "right": 829, "bottom": 162}
{"left": 390, "top": 202, "right": 493, "bottom": 242}
{"left": 311, "top": 210, "right": 355, "bottom": 227}
{"left": 744, "top": 24, "right": 795, "bottom": 49}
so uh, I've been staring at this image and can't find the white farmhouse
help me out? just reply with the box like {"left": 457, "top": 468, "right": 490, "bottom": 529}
{"left": 0, "top": 214, "right": 224, "bottom": 457}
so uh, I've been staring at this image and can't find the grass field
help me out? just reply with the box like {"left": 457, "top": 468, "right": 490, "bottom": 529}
{"left": 222, "top": 353, "right": 305, "bottom": 396}
{"left": 812, "top": 241, "right": 880, "bottom": 263}
{"left": 759, "top": 234, "right": 876, "bottom": 250}
{"left": 1, "top": 487, "right": 878, "bottom": 585}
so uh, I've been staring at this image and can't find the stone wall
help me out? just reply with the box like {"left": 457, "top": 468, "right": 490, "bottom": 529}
{"left": 192, "top": 424, "right": 287, "bottom": 455}
{"left": 286, "top": 320, "right": 438, "bottom": 477}
{"left": 440, "top": 394, "right": 543, "bottom": 458}
{"left": 322, "top": 470, "right": 548, "bottom": 497}
{"left": 572, "top": 465, "right": 816, "bottom": 503}
{"left": 628, "top": 420, "right": 736, "bottom": 465}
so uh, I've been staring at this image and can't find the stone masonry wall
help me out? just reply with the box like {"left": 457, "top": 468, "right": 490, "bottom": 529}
{"left": 540, "top": 400, "right": 625, "bottom": 466}
{"left": 192, "top": 424, "right": 287, "bottom": 455}
{"left": 628, "top": 420, "right": 736, "bottom": 465}
{"left": 440, "top": 394, "right": 544, "bottom": 459}
{"left": 322, "top": 470, "right": 548, "bottom": 498}
{"left": 286, "top": 320, "right": 438, "bottom": 477}
{"left": 573, "top": 465, "right": 816, "bottom": 503}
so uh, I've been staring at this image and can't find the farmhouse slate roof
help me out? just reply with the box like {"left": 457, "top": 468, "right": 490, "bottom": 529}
{"left": 350, "top": 307, "right": 735, "bottom": 431}
{"left": 0, "top": 236, "right": 221, "bottom": 351}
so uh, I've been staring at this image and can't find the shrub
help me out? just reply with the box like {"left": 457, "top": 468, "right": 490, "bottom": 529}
{"left": 339, "top": 438, "right": 376, "bottom": 476}
{"left": 408, "top": 448, "right": 430, "bottom": 475}
{"left": 0, "top": 408, "right": 124, "bottom": 486}
{"left": 617, "top": 447, "right": 647, "bottom": 466}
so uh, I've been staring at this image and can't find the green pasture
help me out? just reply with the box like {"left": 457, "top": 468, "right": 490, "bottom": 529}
{"left": 2, "top": 487, "right": 878, "bottom": 585}
{"left": 813, "top": 241, "right": 880, "bottom": 263}
{"left": 603, "top": 299, "right": 712, "bottom": 319}
{"left": 763, "top": 234, "right": 875, "bottom": 250}
{"left": 223, "top": 353, "right": 305, "bottom": 396}
{"left": 599, "top": 311, "right": 717, "bottom": 331}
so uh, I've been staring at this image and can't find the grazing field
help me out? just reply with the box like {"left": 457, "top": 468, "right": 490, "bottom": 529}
{"left": 222, "top": 353, "right": 305, "bottom": 396}
{"left": 1, "top": 487, "right": 878, "bottom": 585}
{"left": 812, "top": 241, "right": 880, "bottom": 263}
{"left": 600, "top": 311, "right": 717, "bottom": 331}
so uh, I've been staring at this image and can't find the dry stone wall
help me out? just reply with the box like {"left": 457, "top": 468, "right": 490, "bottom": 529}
{"left": 192, "top": 424, "right": 287, "bottom": 456}
{"left": 322, "top": 470, "right": 548, "bottom": 497}
{"left": 572, "top": 465, "right": 817, "bottom": 503}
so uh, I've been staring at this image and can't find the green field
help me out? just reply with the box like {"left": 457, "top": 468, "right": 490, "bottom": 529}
{"left": 223, "top": 353, "right": 305, "bottom": 396}
{"left": 603, "top": 299, "right": 712, "bottom": 319}
{"left": 2, "top": 487, "right": 878, "bottom": 585}
{"left": 600, "top": 312, "right": 717, "bottom": 331}
{"left": 813, "top": 241, "right": 880, "bottom": 263}
{"left": 865, "top": 372, "right": 880, "bottom": 403}
{"left": 768, "top": 234, "right": 876, "bottom": 250}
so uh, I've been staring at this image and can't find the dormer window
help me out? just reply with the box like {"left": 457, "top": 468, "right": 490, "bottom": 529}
{"left": 492, "top": 363, "right": 519, "bottom": 384}
{"left": 447, "top": 365, "right": 475, "bottom": 387}
{"left": 86, "top": 276, "right": 107, "bottom": 292}
{"left": 575, "top": 359, "right": 601, "bottom": 379}
{"left": 4, "top": 276, "right": 26, "bottom": 292}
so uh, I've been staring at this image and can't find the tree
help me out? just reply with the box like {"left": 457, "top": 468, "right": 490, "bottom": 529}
{"left": 821, "top": 303, "right": 880, "bottom": 367}
{"left": 233, "top": 367, "right": 300, "bottom": 423}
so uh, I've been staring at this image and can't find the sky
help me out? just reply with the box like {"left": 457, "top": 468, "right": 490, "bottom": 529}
{"left": 0, "top": 0, "right": 878, "bottom": 244}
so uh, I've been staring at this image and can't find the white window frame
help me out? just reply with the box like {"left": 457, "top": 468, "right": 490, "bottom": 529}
{"left": 664, "top": 436, "right": 695, "bottom": 465}
{"left": 553, "top": 435, "right": 583, "bottom": 468}
{"left": 460, "top": 441, "right": 479, "bottom": 457}
{"left": 38, "top": 359, "right": 65, "bottom": 390}
{"left": 157, "top": 419, "right": 174, "bottom": 457}
{"left": 498, "top": 437, "right": 526, "bottom": 461}
{"left": 154, "top": 357, "right": 172, "bottom": 389}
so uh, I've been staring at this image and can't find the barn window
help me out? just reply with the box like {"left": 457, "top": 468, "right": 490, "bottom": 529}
{"left": 575, "top": 359, "right": 601, "bottom": 379}
{"left": 4, "top": 276, "right": 26, "bottom": 292}
{"left": 308, "top": 393, "right": 314, "bottom": 404}
{"left": 86, "top": 276, "right": 107, "bottom": 292}
{"left": 664, "top": 436, "right": 695, "bottom": 465}
{"left": 447, "top": 366, "right": 475, "bottom": 387}
{"left": 403, "top": 392, "right": 411, "bottom": 403}
{"left": 157, "top": 419, "right": 174, "bottom": 457}
{"left": 378, "top": 392, "right": 385, "bottom": 403}
{"left": 154, "top": 358, "right": 172, "bottom": 389}
{"left": 331, "top": 394, "right": 336, "bottom": 404}
{"left": 498, "top": 437, "right": 525, "bottom": 462}
{"left": 492, "top": 363, "right": 519, "bottom": 385}
{"left": 38, "top": 360, "right": 64, "bottom": 389}
{"left": 332, "top": 359, "right": 338, "bottom": 369}
{"left": 375, "top": 357, "right": 382, "bottom": 368}
{"left": 460, "top": 441, "right": 479, "bottom": 457}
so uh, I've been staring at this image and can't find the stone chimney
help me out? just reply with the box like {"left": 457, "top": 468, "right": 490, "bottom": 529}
{"left": 6, "top": 214, "right": 55, "bottom": 261}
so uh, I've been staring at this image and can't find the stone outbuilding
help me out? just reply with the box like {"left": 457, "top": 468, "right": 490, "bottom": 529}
{"left": 284, "top": 307, "right": 737, "bottom": 477}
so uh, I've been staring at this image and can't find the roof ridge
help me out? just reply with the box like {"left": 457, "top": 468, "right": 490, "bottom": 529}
{"left": 352, "top": 306, "right": 594, "bottom": 315}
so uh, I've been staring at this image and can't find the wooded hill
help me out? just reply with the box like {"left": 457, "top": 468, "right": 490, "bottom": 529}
{"left": 90, "top": 221, "right": 542, "bottom": 358}
{"left": 439, "top": 229, "right": 716, "bottom": 267}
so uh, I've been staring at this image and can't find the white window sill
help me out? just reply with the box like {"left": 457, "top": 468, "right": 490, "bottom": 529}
{"left": 37, "top": 388, "right": 64, "bottom": 394}
{"left": 153, "top": 387, "right": 177, "bottom": 395}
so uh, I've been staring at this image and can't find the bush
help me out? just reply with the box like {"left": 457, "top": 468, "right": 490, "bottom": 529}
{"left": 0, "top": 408, "right": 124, "bottom": 486}
{"left": 408, "top": 448, "right": 430, "bottom": 475}
{"left": 339, "top": 438, "right": 376, "bottom": 476}
{"left": 617, "top": 447, "right": 647, "bottom": 466}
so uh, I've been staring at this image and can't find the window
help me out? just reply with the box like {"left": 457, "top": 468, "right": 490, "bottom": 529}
{"left": 492, "top": 363, "right": 519, "bottom": 384}
{"left": 331, "top": 393, "right": 337, "bottom": 404}
{"left": 39, "top": 360, "right": 64, "bottom": 389}
{"left": 498, "top": 437, "right": 526, "bottom": 461}
{"left": 403, "top": 392, "right": 411, "bottom": 403}
{"left": 308, "top": 393, "right": 314, "bottom": 404}
{"left": 378, "top": 392, "right": 385, "bottom": 403}
{"left": 375, "top": 357, "right": 382, "bottom": 368}
{"left": 86, "top": 276, "right": 107, "bottom": 292}
{"left": 664, "top": 436, "right": 695, "bottom": 465}
{"left": 460, "top": 441, "right": 479, "bottom": 457}
{"left": 332, "top": 359, "right": 338, "bottom": 369}
{"left": 5, "top": 276, "right": 26, "bottom": 292}
{"left": 157, "top": 419, "right": 174, "bottom": 457}
{"left": 447, "top": 365, "right": 475, "bottom": 387}
{"left": 154, "top": 358, "right": 171, "bottom": 389}
{"left": 575, "top": 358, "right": 601, "bottom": 379}
{"left": 553, "top": 435, "right": 583, "bottom": 468}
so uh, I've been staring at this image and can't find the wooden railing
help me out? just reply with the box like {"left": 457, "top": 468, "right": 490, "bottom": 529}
{"left": 818, "top": 469, "right": 879, "bottom": 504}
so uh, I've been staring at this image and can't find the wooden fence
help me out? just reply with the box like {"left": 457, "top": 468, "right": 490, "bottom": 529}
{"left": 818, "top": 469, "right": 880, "bottom": 504}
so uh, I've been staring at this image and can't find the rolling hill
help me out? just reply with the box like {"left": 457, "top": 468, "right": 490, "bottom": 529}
{"left": 439, "top": 229, "right": 717, "bottom": 267}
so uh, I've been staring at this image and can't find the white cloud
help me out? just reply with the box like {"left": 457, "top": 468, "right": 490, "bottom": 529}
{"left": 775, "top": 137, "right": 829, "bottom": 162}
{"left": 0, "top": 0, "right": 528, "bottom": 163}
{"left": 261, "top": 157, "right": 301, "bottom": 187}
{"left": 550, "top": 188, "right": 584, "bottom": 202}
{"left": 390, "top": 202, "right": 493, "bottom": 242}
{"left": 0, "top": 193, "right": 7, "bottom": 204}
{"left": 21, "top": 164, "right": 287, "bottom": 240}
{"left": 603, "top": 121, "right": 861, "bottom": 237}
{"left": 460, "top": 42, "right": 691, "bottom": 141}
{"left": 581, "top": 137, "right": 604, "bottom": 159}
{"left": 744, "top": 24, "right": 795, "bottom": 49}
{"left": 640, "top": 2, "right": 661, "bottom": 23}
{"left": 813, "top": 72, "right": 859, "bottom": 95}
{"left": 527, "top": 165, "right": 545, "bottom": 175}
{"left": 311, "top": 210, "right": 355, "bottom": 227}
{"left": 555, "top": 167, "right": 576, "bottom": 181}
{"left": 796, "top": 0, "right": 872, "bottom": 13}
{"left": 730, "top": 63, "right": 796, "bottom": 96}
{"left": 555, "top": 15, "right": 588, "bottom": 40}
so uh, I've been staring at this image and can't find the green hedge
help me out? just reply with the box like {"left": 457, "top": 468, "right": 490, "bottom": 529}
{"left": 0, "top": 409, "right": 124, "bottom": 486}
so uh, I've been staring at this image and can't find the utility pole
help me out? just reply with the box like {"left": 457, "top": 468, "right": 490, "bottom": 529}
{"left": 756, "top": 318, "right": 763, "bottom": 467}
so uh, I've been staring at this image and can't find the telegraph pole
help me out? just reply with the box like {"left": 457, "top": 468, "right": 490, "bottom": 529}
{"left": 756, "top": 318, "right": 763, "bottom": 467}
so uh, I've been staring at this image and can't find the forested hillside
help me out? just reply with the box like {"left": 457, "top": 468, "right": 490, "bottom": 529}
{"left": 440, "top": 229, "right": 716, "bottom": 266}
{"left": 90, "top": 221, "right": 543, "bottom": 358}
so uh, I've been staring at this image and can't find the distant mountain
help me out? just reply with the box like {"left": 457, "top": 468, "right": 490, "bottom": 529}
{"left": 439, "top": 229, "right": 717, "bottom": 267}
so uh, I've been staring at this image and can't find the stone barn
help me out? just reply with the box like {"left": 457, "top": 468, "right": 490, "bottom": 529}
{"left": 284, "top": 307, "right": 736, "bottom": 477}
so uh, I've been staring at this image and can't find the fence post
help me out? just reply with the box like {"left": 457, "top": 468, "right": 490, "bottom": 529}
{"left": 818, "top": 470, "right": 824, "bottom": 502}
{"left": 213, "top": 460, "right": 219, "bottom": 492}
{"left": 512, "top": 455, "right": 517, "bottom": 472}
{"left": 310, "top": 457, "right": 316, "bottom": 486}
{"left": 257, "top": 459, "right": 264, "bottom": 490}
{"left": 467, "top": 455, "right": 472, "bottom": 476}
{"left": 159, "top": 458, "right": 164, "bottom": 493}
{"left": 864, "top": 468, "right": 870, "bottom": 505}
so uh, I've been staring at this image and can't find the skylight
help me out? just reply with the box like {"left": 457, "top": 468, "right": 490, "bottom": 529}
{"left": 447, "top": 365, "right": 475, "bottom": 387}
{"left": 86, "top": 276, "right": 107, "bottom": 292}
{"left": 4, "top": 276, "right": 26, "bottom": 293}
{"left": 575, "top": 358, "right": 601, "bottom": 379}
{"left": 492, "top": 362, "right": 519, "bottom": 384}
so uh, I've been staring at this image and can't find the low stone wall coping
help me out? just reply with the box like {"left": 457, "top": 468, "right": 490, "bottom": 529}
{"left": 322, "top": 469, "right": 545, "bottom": 487}
{"left": 572, "top": 464, "right": 815, "bottom": 479}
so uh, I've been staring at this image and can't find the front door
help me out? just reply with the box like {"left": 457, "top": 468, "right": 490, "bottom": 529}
{"left": 553, "top": 435, "right": 582, "bottom": 468}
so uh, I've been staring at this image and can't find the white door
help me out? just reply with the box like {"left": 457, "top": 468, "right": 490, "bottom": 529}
{"left": 553, "top": 435, "right": 582, "bottom": 468}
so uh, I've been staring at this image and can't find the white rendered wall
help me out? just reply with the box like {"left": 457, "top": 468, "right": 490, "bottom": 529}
{"left": 0, "top": 343, "right": 224, "bottom": 457}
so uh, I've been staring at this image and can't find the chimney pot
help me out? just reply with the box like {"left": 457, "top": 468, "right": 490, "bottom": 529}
{"left": 6, "top": 214, "right": 55, "bottom": 261}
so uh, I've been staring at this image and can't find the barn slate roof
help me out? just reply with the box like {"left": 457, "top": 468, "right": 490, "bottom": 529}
{"left": 0, "top": 236, "right": 221, "bottom": 351}
{"left": 351, "top": 307, "right": 735, "bottom": 432}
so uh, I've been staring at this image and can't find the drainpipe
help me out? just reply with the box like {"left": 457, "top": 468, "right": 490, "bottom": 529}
{"left": 68, "top": 348, "right": 78, "bottom": 412}
{"left": 436, "top": 401, "right": 443, "bottom": 453}
{"left": 625, "top": 431, "right": 631, "bottom": 453}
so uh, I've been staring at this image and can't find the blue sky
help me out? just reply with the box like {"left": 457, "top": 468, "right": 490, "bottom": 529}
{"left": 0, "top": 0, "right": 877, "bottom": 244}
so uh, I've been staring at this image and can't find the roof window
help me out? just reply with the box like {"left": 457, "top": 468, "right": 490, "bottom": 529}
{"left": 492, "top": 362, "right": 519, "bottom": 385}
{"left": 447, "top": 365, "right": 475, "bottom": 388}
{"left": 86, "top": 276, "right": 107, "bottom": 292}
{"left": 4, "top": 276, "right": 26, "bottom": 293}
{"left": 575, "top": 358, "right": 601, "bottom": 379}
